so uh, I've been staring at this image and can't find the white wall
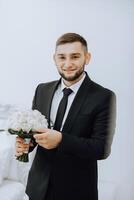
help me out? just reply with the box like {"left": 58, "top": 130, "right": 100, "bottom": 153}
{"left": 0, "top": 0, "right": 134, "bottom": 197}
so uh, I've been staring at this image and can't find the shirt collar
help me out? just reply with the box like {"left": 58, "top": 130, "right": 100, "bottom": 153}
{"left": 60, "top": 72, "right": 86, "bottom": 94}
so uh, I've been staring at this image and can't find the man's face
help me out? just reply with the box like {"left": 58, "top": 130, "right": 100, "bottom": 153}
{"left": 54, "top": 42, "right": 91, "bottom": 82}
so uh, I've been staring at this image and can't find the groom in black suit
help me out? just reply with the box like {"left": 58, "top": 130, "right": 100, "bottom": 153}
{"left": 16, "top": 33, "right": 116, "bottom": 200}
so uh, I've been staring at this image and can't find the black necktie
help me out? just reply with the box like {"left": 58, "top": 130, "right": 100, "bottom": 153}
{"left": 54, "top": 88, "right": 73, "bottom": 131}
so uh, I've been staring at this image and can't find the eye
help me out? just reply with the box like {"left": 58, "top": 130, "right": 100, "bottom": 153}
{"left": 58, "top": 56, "right": 65, "bottom": 60}
{"left": 71, "top": 55, "right": 80, "bottom": 59}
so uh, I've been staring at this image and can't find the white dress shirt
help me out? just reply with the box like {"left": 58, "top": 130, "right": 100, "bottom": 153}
{"left": 50, "top": 72, "right": 86, "bottom": 131}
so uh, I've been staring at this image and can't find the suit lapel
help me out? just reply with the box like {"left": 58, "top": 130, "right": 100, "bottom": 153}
{"left": 62, "top": 74, "right": 93, "bottom": 133}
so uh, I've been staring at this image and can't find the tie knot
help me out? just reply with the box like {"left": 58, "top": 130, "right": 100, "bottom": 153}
{"left": 63, "top": 88, "right": 73, "bottom": 96}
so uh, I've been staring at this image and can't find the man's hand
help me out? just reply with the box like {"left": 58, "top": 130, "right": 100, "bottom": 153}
{"left": 33, "top": 129, "right": 62, "bottom": 149}
{"left": 15, "top": 137, "right": 33, "bottom": 157}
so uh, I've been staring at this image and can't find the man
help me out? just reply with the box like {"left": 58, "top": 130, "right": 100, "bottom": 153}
{"left": 16, "top": 33, "right": 116, "bottom": 200}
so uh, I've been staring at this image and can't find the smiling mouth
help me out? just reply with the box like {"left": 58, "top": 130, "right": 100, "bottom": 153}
{"left": 63, "top": 69, "right": 76, "bottom": 72}
{"left": 64, "top": 71, "right": 76, "bottom": 75}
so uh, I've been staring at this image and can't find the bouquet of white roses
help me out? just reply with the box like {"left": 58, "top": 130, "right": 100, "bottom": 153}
{"left": 7, "top": 109, "right": 48, "bottom": 162}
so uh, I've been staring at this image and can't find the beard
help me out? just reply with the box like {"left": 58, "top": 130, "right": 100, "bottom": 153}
{"left": 58, "top": 65, "right": 85, "bottom": 82}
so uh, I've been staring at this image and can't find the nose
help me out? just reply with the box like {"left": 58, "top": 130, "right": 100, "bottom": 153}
{"left": 64, "top": 58, "right": 73, "bottom": 69}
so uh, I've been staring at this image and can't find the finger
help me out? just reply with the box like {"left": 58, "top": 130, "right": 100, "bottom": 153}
{"left": 16, "top": 146, "right": 29, "bottom": 152}
{"left": 33, "top": 133, "right": 48, "bottom": 140}
{"left": 36, "top": 140, "right": 48, "bottom": 145}
{"left": 16, "top": 143, "right": 29, "bottom": 148}
{"left": 35, "top": 139, "right": 47, "bottom": 145}
{"left": 15, "top": 152, "right": 23, "bottom": 157}
{"left": 16, "top": 137, "right": 24, "bottom": 143}
{"left": 15, "top": 147, "right": 28, "bottom": 156}
{"left": 16, "top": 149, "right": 29, "bottom": 157}
{"left": 16, "top": 150, "right": 23, "bottom": 156}
{"left": 36, "top": 128, "right": 49, "bottom": 133}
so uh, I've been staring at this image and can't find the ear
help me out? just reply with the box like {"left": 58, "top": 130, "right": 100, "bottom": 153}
{"left": 85, "top": 52, "right": 91, "bottom": 65}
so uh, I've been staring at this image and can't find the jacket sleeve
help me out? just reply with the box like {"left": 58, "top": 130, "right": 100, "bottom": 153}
{"left": 28, "top": 85, "right": 39, "bottom": 153}
{"left": 57, "top": 91, "right": 116, "bottom": 160}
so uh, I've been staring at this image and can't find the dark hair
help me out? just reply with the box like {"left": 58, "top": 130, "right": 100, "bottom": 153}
{"left": 56, "top": 33, "right": 88, "bottom": 52}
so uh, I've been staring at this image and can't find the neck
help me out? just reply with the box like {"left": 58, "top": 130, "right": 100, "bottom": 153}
{"left": 63, "top": 72, "right": 84, "bottom": 87}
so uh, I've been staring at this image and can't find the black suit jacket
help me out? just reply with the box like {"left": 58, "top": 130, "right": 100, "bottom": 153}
{"left": 26, "top": 73, "right": 116, "bottom": 200}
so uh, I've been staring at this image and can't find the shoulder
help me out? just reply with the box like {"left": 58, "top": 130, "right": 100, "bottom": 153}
{"left": 85, "top": 77, "right": 116, "bottom": 107}
{"left": 91, "top": 81, "right": 116, "bottom": 97}
{"left": 35, "top": 80, "right": 59, "bottom": 91}
{"left": 85, "top": 73, "right": 116, "bottom": 98}
{"left": 83, "top": 80, "right": 116, "bottom": 116}
{"left": 38, "top": 80, "right": 59, "bottom": 88}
